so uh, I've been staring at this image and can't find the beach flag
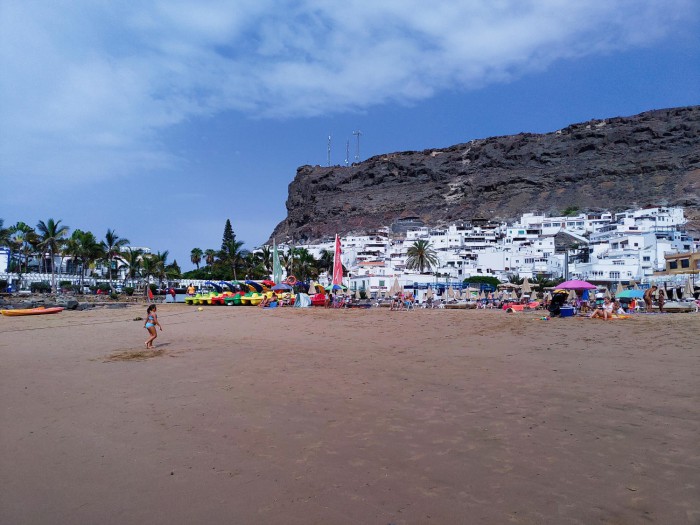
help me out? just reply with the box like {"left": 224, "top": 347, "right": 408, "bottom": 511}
{"left": 272, "top": 240, "right": 282, "bottom": 284}
{"left": 332, "top": 234, "right": 343, "bottom": 287}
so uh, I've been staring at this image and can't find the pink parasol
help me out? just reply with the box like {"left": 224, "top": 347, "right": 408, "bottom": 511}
{"left": 557, "top": 279, "right": 597, "bottom": 290}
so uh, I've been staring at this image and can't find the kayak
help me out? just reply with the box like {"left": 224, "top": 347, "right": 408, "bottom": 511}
{"left": 1, "top": 306, "right": 65, "bottom": 316}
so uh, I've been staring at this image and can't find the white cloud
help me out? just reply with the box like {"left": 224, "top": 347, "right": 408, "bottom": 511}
{"left": 0, "top": 0, "right": 695, "bottom": 187}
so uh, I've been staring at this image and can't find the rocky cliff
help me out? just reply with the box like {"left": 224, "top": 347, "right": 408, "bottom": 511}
{"left": 270, "top": 106, "right": 700, "bottom": 242}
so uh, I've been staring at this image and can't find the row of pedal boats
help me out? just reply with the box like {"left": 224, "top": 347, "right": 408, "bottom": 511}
{"left": 184, "top": 281, "right": 330, "bottom": 307}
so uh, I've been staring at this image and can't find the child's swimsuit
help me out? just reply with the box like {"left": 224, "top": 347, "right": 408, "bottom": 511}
{"left": 145, "top": 314, "right": 155, "bottom": 328}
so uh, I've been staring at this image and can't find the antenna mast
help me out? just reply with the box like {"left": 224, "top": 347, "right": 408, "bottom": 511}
{"left": 345, "top": 140, "right": 350, "bottom": 167}
{"left": 327, "top": 133, "right": 331, "bottom": 167}
{"left": 352, "top": 130, "right": 362, "bottom": 163}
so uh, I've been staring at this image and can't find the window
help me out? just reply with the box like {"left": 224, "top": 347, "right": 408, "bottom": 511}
{"left": 669, "top": 261, "right": 678, "bottom": 269}
{"left": 643, "top": 256, "right": 650, "bottom": 262}
{"left": 681, "top": 259, "right": 690, "bottom": 268}
{"left": 610, "top": 271, "right": 620, "bottom": 279}
{"left": 379, "top": 280, "right": 385, "bottom": 287}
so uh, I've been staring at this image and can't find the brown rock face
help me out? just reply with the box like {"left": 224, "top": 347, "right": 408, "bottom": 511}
{"left": 270, "top": 106, "right": 700, "bottom": 243}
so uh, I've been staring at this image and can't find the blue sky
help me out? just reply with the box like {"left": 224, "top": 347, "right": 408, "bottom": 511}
{"left": 1, "top": 1, "right": 699, "bottom": 270}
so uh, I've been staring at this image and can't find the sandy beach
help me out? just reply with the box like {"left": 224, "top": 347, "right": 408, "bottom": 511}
{"left": 1, "top": 304, "right": 698, "bottom": 524}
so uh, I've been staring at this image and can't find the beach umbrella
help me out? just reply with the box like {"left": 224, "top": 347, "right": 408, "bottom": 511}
{"left": 544, "top": 291, "right": 552, "bottom": 302}
{"left": 615, "top": 282, "right": 624, "bottom": 295}
{"left": 308, "top": 281, "right": 317, "bottom": 295}
{"left": 272, "top": 283, "right": 292, "bottom": 291}
{"left": 426, "top": 287, "right": 434, "bottom": 300}
{"left": 332, "top": 234, "right": 343, "bottom": 288}
{"left": 568, "top": 289, "right": 578, "bottom": 302}
{"left": 521, "top": 278, "right": 532, "bottom": 294}
{"left": 355, "top": 288, "right": 361, "bottom": 300}
{"left": 557, "top": 279, "right": 597, "bottom": 290}
{"left": 272, "top": 241, "right": 283, "bottom": 285}
{"left": 447, "top": 285, "right": 454, "bottom": 299}
{"left": 604, "top": 288, "right": 611, "bottom": 299}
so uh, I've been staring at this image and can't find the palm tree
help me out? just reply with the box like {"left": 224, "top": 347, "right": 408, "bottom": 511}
{"left": 8, "top": 222, "right": 37, "bottom": 277}
{"left": 151, "top": 251, "right": 170, "bottom": 288}
{"left": 65, "top": 229, "right": 102, "bottom": 289}
{"left": 406, "top": 240, "right": 438, "bottom": 273}
{"left": 190, "top": 248, "right": 203, "bottom": 270}
{"left": 317, "top": 249, "right": 334, "bottom": 275}
{"left": 204, "top": 249, "right": 217, "bottom": 267}
{"left": 100, "top": 229, "right": 130, "bottom": 292}
{"left": 121, "top": 248, "right": 144, "bottom": 287}
{"left": 221, "top": 238, "right": 245, "bottom": 280}
{"left": 294, "top": 247, "right": 319, "bottom": 281}
{"left": 258, "top": 245, "right": 272, "bottom": 276}
{"left": 141, "top": 254, "right": 158, "bottom": 295}
{"left": 36, "top": 218, "right": 70, "bottom": 293}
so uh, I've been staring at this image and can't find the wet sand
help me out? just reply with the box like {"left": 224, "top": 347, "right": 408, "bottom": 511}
{"left": 1, "top": 305, "right": 699, "bottom": 524}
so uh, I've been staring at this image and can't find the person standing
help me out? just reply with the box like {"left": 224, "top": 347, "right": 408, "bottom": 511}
{"left": 144, "top": 304, "right": 163, "bottom": 349}
{"left": 657, "top": 289, "right": 665, "bottom": 313}
{"left": 643, "top": 285, "right": 658, "bottom": 312}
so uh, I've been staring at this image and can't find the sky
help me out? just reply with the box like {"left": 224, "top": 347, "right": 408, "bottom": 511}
{"left": 1, "top": 1, "right": 699, "bottom": 271}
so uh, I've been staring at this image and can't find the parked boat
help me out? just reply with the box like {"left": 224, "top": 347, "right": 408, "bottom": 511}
{"left": 1, "top": 306, "right": 64, "bottom": 316}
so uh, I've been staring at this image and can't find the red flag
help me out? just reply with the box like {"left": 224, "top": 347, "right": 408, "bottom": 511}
{"left": 147, "top": 287, "right": 154, "bottom": 300}
{"left": 332, "top": 234, "right": 343, "bottom": 286}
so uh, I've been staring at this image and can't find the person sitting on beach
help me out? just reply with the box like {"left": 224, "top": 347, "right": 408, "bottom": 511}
{"left": 267, "top": 295, "right": 278, "bottom": 308}
{"left": 590, "top": 297, "right": 613, "bottom": 320}
{"left": 258, "top": 295, "right": 270, "bottom": 308}
{"left": 643, "top": 285, "right": 658, "bottom": 312}
{"left": 612, "top": 300, "right": 625, "bottom": 315}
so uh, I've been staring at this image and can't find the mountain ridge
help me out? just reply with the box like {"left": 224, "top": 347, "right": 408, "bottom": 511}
{"left": 270, "top": 105, "right": 700, "bottom": 243}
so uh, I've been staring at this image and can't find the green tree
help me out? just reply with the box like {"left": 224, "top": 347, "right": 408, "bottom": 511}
{"left": 121, "top": 247, "right": 144, "bottom": 287}
{"left": 406, "top": 240, "right": 438, "bottom": 273}
{"left": 462, "top": 276, "right": 500, "bottom": 289}
{"left": 151, "top": 250, "right": 170, "bottom": 287}
{"left": 317, "top": 249, "right": 334, "bottom": 275}
{"left": 65, "top": 229, "right": 103, "bottom": 289}
{"left": 220, "top": 219, "right": 234, "bottom": 256}
{"left": 258, "top": 245, "right": 272, "bottom": 276}
{"left": 190, "top": 247, "right": 203, "bottom": 270}
{"left": 8, "top": 222, "right": 37, "bottom": 276}
{"left": 204, "top": 249, "right": 217, "bottom": 267}
{"left": 101, "top": 229, "right": 130, "bottom": 292}
{"left": 36, "top": 218, "right": 70, "bottom": 293}
{"left": 0, "top": 219, "right": 10, "bottom": 248}
{"left": 221, "top": 238, "right": 245, "bottom": 280}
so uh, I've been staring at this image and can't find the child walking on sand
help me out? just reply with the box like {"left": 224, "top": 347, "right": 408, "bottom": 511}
{"left": 144, "top": 304, "right": 162, "bottom": 349}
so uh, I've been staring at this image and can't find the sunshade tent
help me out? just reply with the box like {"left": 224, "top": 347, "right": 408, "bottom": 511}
{"left": 617, "top": 289, "right": 645, "bottom": 299}
{"left": 684, "top": 279, "right": 695, "bottom": 298}
{"left": 557, "top": 279, "right": 597, "bottom": 290}
{"left": 308, "top": 281, "right": 317, "bottom": 295}
{"left": 615, "top": 282, "right": 624, "bottom": 295}
{"left": 521, "top": 278, "right": 532, "bottom": 294}
{"left": 245, "top": 280, "right": 263, "bottom": 293}
{"left": 604, "top": 288, "right": 612, "bottom": 299}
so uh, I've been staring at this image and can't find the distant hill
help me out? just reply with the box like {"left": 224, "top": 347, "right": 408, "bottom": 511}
{"left": 270, "top": 105, "right": 700, "bottom": 243}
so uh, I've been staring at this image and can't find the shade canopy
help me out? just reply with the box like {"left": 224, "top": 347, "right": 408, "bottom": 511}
{"left": 521, "top": 278, "right": 532, "bottom": 293}
{"left": 617, "top": 289, "right": 645, "bottom": 299}
{"left": 272, "top": 283, "right": 292, "bottom": 291}
{"left": 557, "top": 279, "right": 597, "bottom": 290}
